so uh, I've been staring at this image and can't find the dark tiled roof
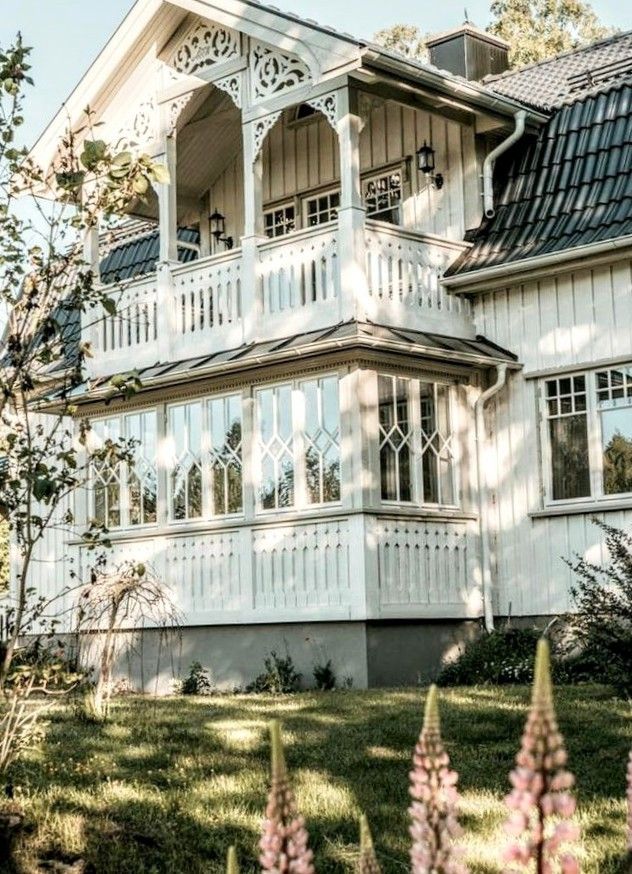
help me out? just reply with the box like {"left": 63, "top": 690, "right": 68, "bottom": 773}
{"left": 446, "top": 78, "right": 632, "bottom": 277}
{"left": 99, "top": 225, "right": 200, "bottom": 284}
{"left": 486, "top": 30, "right": 632, "bottom": 110}
{"left": 68, "top": 320, "right": 516, "bottom": 402}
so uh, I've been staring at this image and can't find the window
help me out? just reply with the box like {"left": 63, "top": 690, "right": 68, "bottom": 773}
{"left": 264, "top": 204, "right": 295, "bottom": 238}
{"left": 543, "top": 366, "right": 632, "bottom": 503}
{"left": 256, "top": 375, "right": 342, "bottom": 511}
{"left": 378, "top": 374, "right": 456, "bottom": 506}
{"left": 304, "top": 190, "right": 340, "bottom": 227}
{"left": 91, "top": 412, "right": 157, "bottom": 528}
{"left": 363, "top": 170, "right": 403, "bottom": 224}
{"left": 168, "top": 402, "right": 203, "bottom": 520}
{"left": 208, "top": 394, "right": 243, "bottom": 515}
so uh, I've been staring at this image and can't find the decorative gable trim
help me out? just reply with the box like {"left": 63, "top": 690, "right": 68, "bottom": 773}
{"left": 114, "top": 97, "right": 158, "bottom": 153}
{"left": 249, "top": 41, "right": 311, "bottom": 103}
{"left": 170, "top": 20, "right": 241, "bottom": 75}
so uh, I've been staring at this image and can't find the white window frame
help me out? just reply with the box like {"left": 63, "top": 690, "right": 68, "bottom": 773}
{"left": 90, "top": 410, "right": 158, "bottom": 530}
{"left": 362, "top": 166, "right": 404, "bottom": 225}
{"left": 377, "top": 373, "right": 459, "bottom": 510}
{"left": 263, "top": 201, "right": 296, "bottom": 239}
{"left": 540, "top": 364, "right": 632, "bottom": 507}
{"left": 254, "top": 373, "right": 343, "bottom": 515}
{"left": 302, "top": 187, "right": 340, "bottom": 228}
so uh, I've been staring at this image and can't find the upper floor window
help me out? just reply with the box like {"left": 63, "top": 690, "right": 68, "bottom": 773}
{"left": 364, "top": 170, "right": 403, "bottom": 224}
{"left": 304, "top": 190, "right": 340, "bottom": 227}
{"left": 378, "top": 374, "right": 456, "bottom": 507}
{"left": 544, "top": 365, "right": 632, "bottom": 502}
{"left": 264, "top": 204, "right": 296, "bottom": 238}
{"left": 91, "top": 412, "right": 157, "bottom": 528}
{"left": 256, "top": 375, "right": 341, "bottom": 511}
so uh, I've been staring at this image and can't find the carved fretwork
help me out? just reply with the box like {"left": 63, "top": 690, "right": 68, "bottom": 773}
{"left": 252, "top": 111, "right": 282, "bottom": 161}
{"left": 171, "top": 21, "right": 240, "bottom": 75}
{"left": 167, "top": 93, "right": 194, "bottom": 135}
{"left": 215, "top": 74, "right": 242, "bottom": 109}
{"left": 306, "top": 93, "right": 338, "bottom": 130}
{"left": 114, "top": 98, "right": 157, "bottom": 153}
{"left": 249, "top": 41, "right": 310, "bottom": 102}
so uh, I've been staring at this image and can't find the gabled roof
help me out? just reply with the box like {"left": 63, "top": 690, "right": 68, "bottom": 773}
{"left": 486, "top": 30, "right": 632, "bottom": 110}
{"left": 446, "top": 77, "right": 632, "bottom": 279}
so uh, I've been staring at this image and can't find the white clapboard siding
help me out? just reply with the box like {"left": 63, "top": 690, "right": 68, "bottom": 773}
{"left": 473, "top": 260, "right": 632, "bottom": 617}
{"left": 374, "top": 516, "right": 481, "bottom": 618}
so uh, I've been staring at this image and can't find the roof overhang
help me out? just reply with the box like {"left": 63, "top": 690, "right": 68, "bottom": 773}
{"left": 442, "top": 234, "right": 632, "bottom": 293}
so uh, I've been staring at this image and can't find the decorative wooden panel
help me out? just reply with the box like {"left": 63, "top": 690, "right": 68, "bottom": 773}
{"left": 93, "top": 277, "right": 157, "bottom": 358}
{"left": 252, "top": 519, "right": 351, "bottom": 611}
{"left": 164, "top": 531, "right": 242, "bottom": 615}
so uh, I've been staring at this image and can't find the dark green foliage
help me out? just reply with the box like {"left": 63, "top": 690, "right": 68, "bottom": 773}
{"left": 180, "top": 661, "right": 212, "bottom": 696}
{"left": 437, "top": 626, "right": 542, "bottom": 686}
{"left": 246, "top": 650, "right": 302, "bottom": 694}
{"left": 313, "top": 659, "right": 336, "bottom": 691}
{"left": 564, "top": 521, "right": 632, "bottom": 698}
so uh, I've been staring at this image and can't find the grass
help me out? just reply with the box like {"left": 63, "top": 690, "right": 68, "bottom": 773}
{"left": 5, "top": 685, "right": 631, "bottom": 873}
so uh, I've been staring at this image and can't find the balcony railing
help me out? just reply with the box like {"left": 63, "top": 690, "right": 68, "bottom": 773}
{"left": 85, "top": 221, "right": 472, "bottom": 376}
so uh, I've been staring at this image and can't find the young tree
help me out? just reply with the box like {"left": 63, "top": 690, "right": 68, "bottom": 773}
{"left": 0, "top": 34, "right": 168, "bottom": 686}
{"left": 489, "top": 0, "right": 613, "bottom": 68}
{"left": 373, "top": 25, "right": 429, "bottom": 62}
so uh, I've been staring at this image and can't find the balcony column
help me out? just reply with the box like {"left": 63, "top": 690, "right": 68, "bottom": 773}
{"left": 240, "top": 118, "right": 267, "bottom": 345}
{"left": 336, "top": 88, "right": 369, "bottom": 322}
{"left": 153, "top": 134, "right": 178, "bottom": 363}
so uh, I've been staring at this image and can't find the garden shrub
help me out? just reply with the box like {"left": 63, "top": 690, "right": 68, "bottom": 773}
{"left": 437, "top": 626, "right": 542, "bottom": 686}
{"left": 313, "top": 659, "right": 336, "bottom": 690}
{"left": 180, "top": 661, "right": 213, "bottom": 696}
{"left": 246, "top": 650, "right": 302, "bottom": 694}
{"left": 564, "top": 520, "right": 632, "bottom": 698}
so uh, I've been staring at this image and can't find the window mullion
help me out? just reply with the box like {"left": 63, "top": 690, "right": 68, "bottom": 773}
{"left": 201, "top": 400, "right": 212, "bottom": 518}
{"left": 410, "top": 378, "right": 423, "bottom": 506}
{"left": 588, "top": 371, "right": 603, "bottom": 498}
{"left": 293, "top": 383, "right": 307, "bottom": 510}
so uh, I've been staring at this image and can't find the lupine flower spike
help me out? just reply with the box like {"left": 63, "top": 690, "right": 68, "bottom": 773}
{"left": 226, "top": 846, "right": 239, "bottom": 874}
{"left": 627, "top": 749, "right": 632, "bottom": 855}
{"left": 259, "top": 720, "right": 315, "bottom": 873}
{"left": 408, "top": 684, "right": 467, "bottom": 874}
{"left": 357, "top": 814, "right": 381, "bottom": 873}
{"left": 503, "top": 638, "right": 579, "bottom": 873}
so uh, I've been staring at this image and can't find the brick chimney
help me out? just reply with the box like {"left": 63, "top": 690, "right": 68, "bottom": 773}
{"left": 426, "top": 22, "right": 510, "bottom": 81}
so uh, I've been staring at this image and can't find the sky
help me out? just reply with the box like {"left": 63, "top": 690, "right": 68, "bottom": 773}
{"left": 0, "top": 0, "right": 630, "bottom": 151}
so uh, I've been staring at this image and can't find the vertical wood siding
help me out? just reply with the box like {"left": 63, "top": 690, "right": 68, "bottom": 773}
{"left": 473, "top": 260, "right": 632, "bottom": 616}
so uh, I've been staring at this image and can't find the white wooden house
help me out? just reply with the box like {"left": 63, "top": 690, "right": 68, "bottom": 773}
{"left": 23, "top": 1, "right": 632, "bottom": 688}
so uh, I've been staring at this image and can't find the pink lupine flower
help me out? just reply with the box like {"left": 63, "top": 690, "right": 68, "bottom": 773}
{"left": 409, "top": 684, "right": 468, "bottom": 874}
{"left": 627, "top": 749, "right": 632, "bottom": 853}
{"left": 226, "top": 846, "right": 239, "bottom": 874}
{"left": 260, "top": 721, "right": 315, "bottom": 874}
{"left": 503, "top": 639, "right": 579, "bottom": 873}
{"left": 357, "top": 814, "right": 381, "bottom": 874}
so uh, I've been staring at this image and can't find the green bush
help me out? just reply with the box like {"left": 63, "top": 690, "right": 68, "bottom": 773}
{"left": 437, "top": 626, "right": 542, "bottom": 686}
{"left": 313, "top": 659, "right": 336, "bottom": 691}
{"left": 246, "top": 650, "right": 302, "bottom": 694}
{"left": 180, "top": 661, "right": 213, "bottom": 696}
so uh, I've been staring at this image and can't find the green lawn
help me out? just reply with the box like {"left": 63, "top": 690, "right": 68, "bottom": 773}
{"left": 7, "top": 685, "right": 631, "bottom": 873}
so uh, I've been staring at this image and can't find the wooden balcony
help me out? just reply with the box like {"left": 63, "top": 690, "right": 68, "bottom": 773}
{"left": 84, "top": 221, "right": 473, "bottom": 377}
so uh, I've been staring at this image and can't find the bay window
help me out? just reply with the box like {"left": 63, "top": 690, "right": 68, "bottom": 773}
{"left": 378, "top": 374, "right": 456, "bottom": 507}
{"left": 256, "top": 375, "right": 341, "bottom": 511}
{"left": 543, "top": 365, "right": 632, "bottom": 503}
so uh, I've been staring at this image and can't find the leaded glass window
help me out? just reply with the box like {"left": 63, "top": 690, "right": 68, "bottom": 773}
{"left": 91, "top": 418, "right": 122, "bottom": 528}
{"left": 208, "top": 394, "right": 243, "bottom": 515}
{"left": 301, "top": 375, "right": 341, "bottom": 504}
{"left": 169, "top": 402, "right": 203, "bottom": 520}
{"left": 126, "top": 411, "right": 157, "bottom": 525}
{"left": 420, "top": 382, "right": 454, "bottom": 505}
{"left": 378, "top": 375, "right": 413, "bottom": 502}
{"left": 257, "top": 384, "right": 294, "bottom": 510}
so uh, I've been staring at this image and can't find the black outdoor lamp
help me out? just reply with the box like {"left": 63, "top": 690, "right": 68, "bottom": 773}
{"left": 416, "top": 140, "right": 444, "bottom": 190}
{"left": 209, "top": 208, "right": 233, "bottom": 250}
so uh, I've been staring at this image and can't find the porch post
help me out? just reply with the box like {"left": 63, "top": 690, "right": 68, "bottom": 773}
{"left": 240, "top": 119, "right": 266, "bottom": 344}
{"left": 154, "top": 134, "right": 178, "bottom": 363}
{"left": 337, "top": 87, "right": 369, "bottom": 322}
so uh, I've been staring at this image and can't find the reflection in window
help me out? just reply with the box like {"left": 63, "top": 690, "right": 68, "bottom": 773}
{"left": 264, "top": 204, "right": 295, "bottom": 238}
{"left": 420, "top": 383, "right": 454, "bottom": 505}
{"left": 378, "top": 375, "right": 412, "bottom": 502}
{"left": 208, "top": 394, "right": 243, "bottom": 515}
{"left": 305, "top": 191, "right": 340, "bottom": 227}
{"left": 545, "top": 376, "right": 590, "bottom": 501}
{"left": 169, "top": 402, "right": 203, "bottom": 520}
{"left": 301, "top": 376, "right": 341, "bottom": 504}
{"left": 257, "top": 384, "right": 294, "bottom": 510}
{"left": 364, "top": 171, "right": 402, "bottom": 224}
{"left": 126, "top": 412, "right": 157, "bottom": 525}
{"left": 91, "top": 418, "right": 122, "bottom": 528}
{"left": 597, "top": 367, "right": 632, "bottom": 495}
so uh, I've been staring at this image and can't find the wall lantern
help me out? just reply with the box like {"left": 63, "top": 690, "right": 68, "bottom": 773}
{"left": 209, "top": 208, "right": 233, "bottom": 250}
{"left": 416, "top": 141, "right": 444, "bottom": 190}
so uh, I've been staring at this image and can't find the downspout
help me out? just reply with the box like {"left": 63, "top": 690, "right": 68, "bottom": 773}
{"left": 475, "top": 363, "right": 508, "bottom": 632}
{"left": 483, "top": 110, "right": 527, "bottom": 219}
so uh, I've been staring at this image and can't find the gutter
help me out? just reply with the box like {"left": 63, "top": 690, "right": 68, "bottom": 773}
{"left": 443, "top": 234, "right": 632, "bottom": 292}
{"left": 483, "top": 110, "right": 527, "bottom": 218}
{"left": 474, "top": 363, "right": 508, "bottom": 632}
